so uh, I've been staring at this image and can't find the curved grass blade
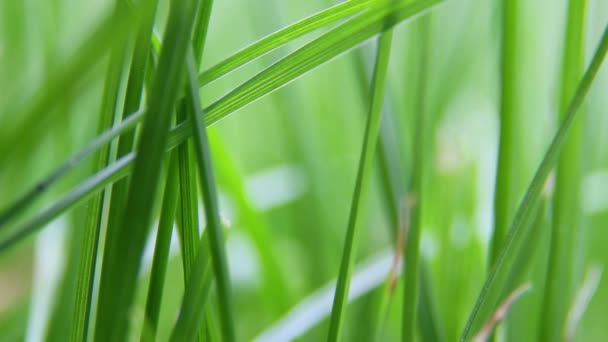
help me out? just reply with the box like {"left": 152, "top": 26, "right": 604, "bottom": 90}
{"left": 541, "top": 0, "right": 588, "bottom": 340}
{"left": 198, "top": 0, "right": 377, "bottom": 85}
{"left": 93, "top": 0, "right": 198, "bottom": 339}
{"left": 0, "top": 0, "right": 442, "bottom": 252}
{"left": 201, "top": 0, "right": 440, "bottom": 126}
{"left": 327, "top": 28, "right": 394, "bottom": 342}
{"left": 401, "top": 14, "right": 431, "bottom": 342}
{"left": 460, "top": 25, "right": 608, "bottom": 341}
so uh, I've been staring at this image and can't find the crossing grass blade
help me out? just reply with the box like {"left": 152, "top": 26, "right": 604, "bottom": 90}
{"left": 460, "top": 25, "right": 608, "bottom": 341}
{"left": 540, "top": 0, "right": 588, "bottom": 340}
{"left": 0, "top": 0, "right": 441, "bottom": 254}
{"left": 198, "top": 0, "right": 378, "bottom": 85}
{"left": 93, "top": 0, "right": 199, "bottom": 340}
{"left": 327, "top": 28, "right": 394, "bottom": 342}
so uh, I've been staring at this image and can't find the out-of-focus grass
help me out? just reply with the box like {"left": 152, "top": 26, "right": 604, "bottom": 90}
{"left": 0, "top": 0, "right": 607, "bottom": 341}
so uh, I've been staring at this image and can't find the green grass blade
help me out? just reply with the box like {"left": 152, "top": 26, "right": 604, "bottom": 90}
{"left": 540, "top": 0, "right": 588, "bottom": 340}
{"left": 170, "top": 230, "right": 216, "bottom": 342}
{"left": 460, "top": 25, "right": 608, "bottom": 341}
{"left": 144, "top": 153, "right": 180, "bottom": 338}
{"left": 0, "top": 154, "right": 133, "bottom": 252}
{"left": 0, "top": 8, "right": 134, "bottom": 166}
{"left": 175, "top": 112, "right": 201, "bottom": 285}
{"left": 401, "top": 13, "right": 431, "bottom": 342}
{"left": 210, "top": 129, "right": 290, "bottom": 308}
{"left": 179, "top": 49, "right": 235, "bottom": 341}
{"left": 198, "top": 0, "right": 377, "bottom": 85}
{"left": 192, "top": 0, "right": 213, "bottom": 66}
{"left": 69, "top": 25, "right": 127, "bottom": 342}
{"left": 0, "top": 110, "right": 143, "bottom": 228}
{"left": 201, "top": 0, "right": 440, "bottom": 126}
{"left": 102, "top": 0, "right": 160, "bottom": 246}
{"left": 489, "top": 0, "right": 519, "bottom": 267}
{"left": 327, "top": 28, "right": 393, "bottom": 342}
{"left": 93, "top": 0, "right": 198, "bottom": 339}
{"left": 0, "top": 0, "right": 442, "bottom": 251}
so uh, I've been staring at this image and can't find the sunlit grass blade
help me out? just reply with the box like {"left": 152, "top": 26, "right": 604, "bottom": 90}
{"left": 0, "top": 0, "right": 442, "bottom": 252}
{"left": 460, "top": 25, "right": 608, "bottom": 341}
{"left": 401, "top": 13, "right": 431, "bottom": 342}
{"left": 178, "top": 48, "right": 235, "bottom": 341}
{"left": 93, "top": 0, "right": 198, "bottom": 340}
{"left": 143, "top": 153, "right": 180, "bottom": 339}
{"left": 327, "top": 28, "right": 393, "bottom": 342}
{"left": 489, "top": 0, "right": 519, "bottom": 267}
{"left": 540, "top": 0, "right": 588, "bottom": 340}
{"left": 201, "top": 0, "right": 440, "bottom": 126}
{"left": 199, "top": 0, "right": 377, "bottom": 84}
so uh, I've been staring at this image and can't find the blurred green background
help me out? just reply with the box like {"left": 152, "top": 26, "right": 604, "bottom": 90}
{"left": 0, "top": 0, "right": 607, "bottom": 340}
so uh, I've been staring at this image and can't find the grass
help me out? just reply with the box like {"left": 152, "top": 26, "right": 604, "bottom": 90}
{"left": 0, "top": 0, "right": 608, "bottom": 341}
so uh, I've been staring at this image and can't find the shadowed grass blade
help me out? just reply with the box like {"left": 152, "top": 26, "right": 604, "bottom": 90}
{"left": 327, "top": 28, "right": 393, "bottom": 342}
{"left": 460, "top": 25, "right": 608, "bottom": 341}
{"left": 93, "top": 0, "right": 198, "bottom": 340}
{"left": 143, "top": 153, "right": 180, "bottom": 339}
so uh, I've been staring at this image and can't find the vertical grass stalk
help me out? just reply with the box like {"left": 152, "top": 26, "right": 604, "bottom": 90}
{"left": 327, "top": 29, "right": 394, "bottom": 342}
{"left": 401, "top": 14, "right": 431, "bottom": 342}
{"left": 143, "top": 153, "right": 180, "bottom": 339}
{"left": 490, "top": 0, "right": 519, "bottom": 267}
{"left": 69, "top": 4, "right": 129, "bottom": 337}
{"left": 540, "top": 0, "right": 587, "bottom": 340}
{"left": 94, "top": 0, "right": 198, "bottom": 339}
{"left": 461, "top": 26, "right": 608, "bottom": 340}
{"left": 181, "top": 50, "right": 235, "bottom": 341}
